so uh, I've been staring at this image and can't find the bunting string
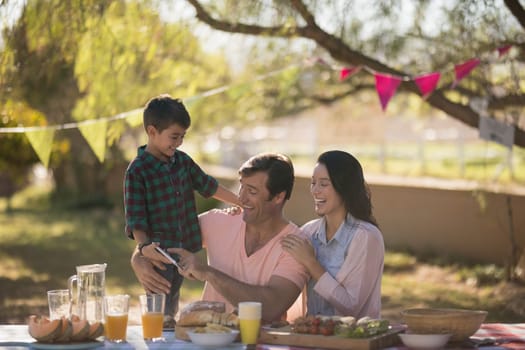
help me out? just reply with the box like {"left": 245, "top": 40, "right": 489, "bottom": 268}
{"left": 0, "top": 44, "right": 518, "bottom": 165}
{"left": 0, "top": 108, "right": 142, "bottom": 133}
{"left": 0, "top": 64, "right": 299, "bottom": 134}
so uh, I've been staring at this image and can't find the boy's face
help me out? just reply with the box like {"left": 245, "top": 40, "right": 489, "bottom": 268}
{"left": 147, "top": 123, "right": 186, "bottom": 161}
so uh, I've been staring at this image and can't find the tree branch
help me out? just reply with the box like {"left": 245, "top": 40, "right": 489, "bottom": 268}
{"left": 289, "top": 0, "right": 317, "bottom": 26}
{"left": 186, "top": 0, "right": 302, "bottom": 36}
{"left": 490, "top": 94, "right": 525, "bottom": 109}
{"left": 185, "top": 0, "right": 525, "bottom": 148}
{"left": 504, "top": 0, "right": 525, "bottom": 29}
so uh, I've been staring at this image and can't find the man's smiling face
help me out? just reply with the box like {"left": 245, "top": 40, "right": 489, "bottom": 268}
{"left": 238, "top": 171, "right": 276, "bottom": 225}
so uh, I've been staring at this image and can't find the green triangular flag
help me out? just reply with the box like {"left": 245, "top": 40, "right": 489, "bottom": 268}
{"left": 124, "top": 109, "right": 143, "bottom": 128}
{"left": 25, "top": 128, "right": 55, "bottom": 168}
{"left": 79, "top": 119, "right": 108, "bottom": 163}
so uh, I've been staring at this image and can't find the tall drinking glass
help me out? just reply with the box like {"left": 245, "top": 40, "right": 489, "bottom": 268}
{"left": 104, "top": 294, "right": 129, "bottom": 343}
{"left": 139, "top": 294, "right": 165, "bottom": 342}
{"left": 238, "top": 302, "right": 262, "bottom": 345}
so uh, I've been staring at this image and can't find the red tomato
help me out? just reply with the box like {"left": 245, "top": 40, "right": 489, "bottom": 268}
{"left": 319, "top": 326, "right": 333, "bottom": 336}
{"left": 308, "top": 325, "right": 319, "bottom": 335}
{"left": 325, "top": 319, "right": 335, "bottom": 328}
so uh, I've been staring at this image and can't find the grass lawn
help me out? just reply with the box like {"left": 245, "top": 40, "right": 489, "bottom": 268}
{"left": 1, "top": 185, "right": 524, "bottom": 324}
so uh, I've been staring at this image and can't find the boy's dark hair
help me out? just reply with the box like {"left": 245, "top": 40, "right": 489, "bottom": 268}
{"left": 143, "top": 94, "right": 191, "bottom": 132}
{"left": 239, "top": 153, "right": 294, "bottom": 200}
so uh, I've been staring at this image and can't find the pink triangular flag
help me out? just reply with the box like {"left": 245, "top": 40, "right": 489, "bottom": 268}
{"left": 497, "top": 45, "right": 512, "bottom": 58}
{"left": 374, "top": 73, "right": 402, "bottom": 111}
{"left": 452, "top": 58, "right": 480, "bottom": 88}
{"left": 339, "top": 66, "right": 361, "bottom": 81}
{"left": 414, "top": 72, "right": 441, "bottom": 99}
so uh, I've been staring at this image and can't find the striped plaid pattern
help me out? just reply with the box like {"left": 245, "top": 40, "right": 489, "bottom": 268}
{"left": 124, "top": 146, "right": 218, "bottom": 252}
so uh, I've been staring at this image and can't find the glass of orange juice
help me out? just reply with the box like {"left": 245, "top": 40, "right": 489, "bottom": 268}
{"left": 238, "top": 301, "right": 262, "bottom": 345}
{"left": 139, "top": 294, "right": 165, "bottom": 342}
{"left": 104, "top": 294, "right": 129, "bottom": 343}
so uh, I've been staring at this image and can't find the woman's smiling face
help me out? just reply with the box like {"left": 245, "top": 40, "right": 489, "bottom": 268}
{"left": 310, "top": 163, "right": 344, "bottom": 217}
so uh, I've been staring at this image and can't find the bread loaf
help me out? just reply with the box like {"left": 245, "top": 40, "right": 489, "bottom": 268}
{"left": 178, "top": 310, "right": 239, "bottom": 327}
{"left": 179, "top": 301, "right": 226, "bottom": 316}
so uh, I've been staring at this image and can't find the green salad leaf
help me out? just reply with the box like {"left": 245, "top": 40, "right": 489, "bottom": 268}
{"left": 335, "top": 318, "right": 390, "bottom": 338}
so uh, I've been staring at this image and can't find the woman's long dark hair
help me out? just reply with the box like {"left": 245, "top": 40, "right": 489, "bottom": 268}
{"left": 317, "top": 150, "right": 378, "bottom": 227}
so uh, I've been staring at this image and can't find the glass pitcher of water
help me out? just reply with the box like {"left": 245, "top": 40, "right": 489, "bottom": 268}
{"left": 68, "top": 263, "right": 107, "bottom": 323}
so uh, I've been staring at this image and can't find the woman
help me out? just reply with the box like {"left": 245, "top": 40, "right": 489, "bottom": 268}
{"left": 281, "top": 150, "right": 384, "bottom": 319}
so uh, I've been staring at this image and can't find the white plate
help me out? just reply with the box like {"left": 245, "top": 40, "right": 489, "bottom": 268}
{"left": 398, "top": 333, "right": 452, "bottom": 349}
{"left": 187, "top": 330, "right": 239, "bottom": 347}
{"left": 31, "top": 341, "right": 102, "bottom": 349}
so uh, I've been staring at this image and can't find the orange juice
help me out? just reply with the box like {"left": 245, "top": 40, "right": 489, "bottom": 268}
{"left": 141, "top": 312, "right": 163, "bottom": 339}
{"left": 239, "top": 318, "right": 261, "bottom": 344}
{"left": 105, "top": 313, "right": 128, "bottom": 342}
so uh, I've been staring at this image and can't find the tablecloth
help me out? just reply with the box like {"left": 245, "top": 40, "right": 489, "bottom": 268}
{"left": 0, "top": 323, "right": 523, "bottom": 350}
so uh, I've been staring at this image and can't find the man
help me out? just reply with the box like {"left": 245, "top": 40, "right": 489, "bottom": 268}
{"left": 131, "top": 153, "right": 309, "bottom": 322}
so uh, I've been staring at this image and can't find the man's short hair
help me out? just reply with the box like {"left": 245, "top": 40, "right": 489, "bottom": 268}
{"left": 143, "top": 94, "right": 191, "bottom": 132}
{"left": 239, "top": 153, "right": 294, "bottom": 200}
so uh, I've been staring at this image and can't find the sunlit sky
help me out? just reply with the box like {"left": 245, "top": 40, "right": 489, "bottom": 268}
{"left": 0, "top": 0, "right": 258, "bottom": 68}
{"left": 0, "top": 0, "right": 453, "bottom": 53}
{"left": 1, "top": 0, "right": 494, "bottom": 73}
{"left": 154, "top": 0, "right": 453, "bottom": 70}
{"left": 0, "top": 0, "right": 25, "bottom": 31}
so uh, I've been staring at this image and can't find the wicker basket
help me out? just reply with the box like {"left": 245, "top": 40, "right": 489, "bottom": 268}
{"left": 401, "top": 308, "right": 488, "bottom": 341}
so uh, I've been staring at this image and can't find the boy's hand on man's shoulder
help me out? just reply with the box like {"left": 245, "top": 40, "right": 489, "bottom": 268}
{"left": 221, "top": 206, "right": 243, "bottom": 216}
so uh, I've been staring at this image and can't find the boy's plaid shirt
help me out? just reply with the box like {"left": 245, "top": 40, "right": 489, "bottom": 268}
{"left": 124, "top": 146, "right": 218, "bottom": 252}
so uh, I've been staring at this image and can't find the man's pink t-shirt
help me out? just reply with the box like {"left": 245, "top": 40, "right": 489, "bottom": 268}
{"left": 199, "top": 209, "right": 309, "bottom": 315}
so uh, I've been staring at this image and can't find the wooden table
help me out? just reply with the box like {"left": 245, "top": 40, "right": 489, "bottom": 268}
{"left": 0, "top": 323, "right": 523, "bottom": 349}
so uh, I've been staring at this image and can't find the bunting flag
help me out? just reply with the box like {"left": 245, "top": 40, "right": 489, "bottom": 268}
{"left": 374, "top": 73, "right": 402, "bottom": 111}
{"left": 497, "top": 45, "right": 512, "bottom": 58}
{"left": 414, "top": 72, "right": 441, "bottom": 99}
{"left": 79, "top": 119, "right": 108, "bottom": 163}
{"left": 452, "top": 58, "right": 480, "bottom": 88}
{"left": 124, "top": 109, "right": 143, "bottom": 128}
{"left": 25, "top": 128, "right": 55, "bottom": 167}
{"left": 339, "top": 66, "right": 361, "bottom": 81}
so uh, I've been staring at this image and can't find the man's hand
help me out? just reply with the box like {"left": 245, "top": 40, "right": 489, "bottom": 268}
{"left": 130, "top": 248, "right": 171, "bottom": 294}
{"left": 170, "top": 247, "right": 208, "bottom": 281}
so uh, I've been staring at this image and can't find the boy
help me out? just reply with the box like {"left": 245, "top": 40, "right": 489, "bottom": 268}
{"left": 123, "top": 94, "right": 240, "bottom": 328}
